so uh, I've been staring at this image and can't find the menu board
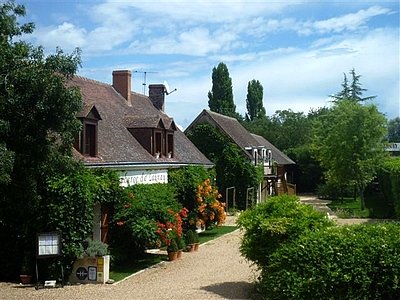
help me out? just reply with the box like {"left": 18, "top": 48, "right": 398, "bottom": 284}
{"left": 37, "top": 232, "right": 61, "bottom": 257}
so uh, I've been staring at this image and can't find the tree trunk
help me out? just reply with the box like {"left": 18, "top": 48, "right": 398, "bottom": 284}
{"left": 359, "top": 186, "right": 365, "bottom": 211}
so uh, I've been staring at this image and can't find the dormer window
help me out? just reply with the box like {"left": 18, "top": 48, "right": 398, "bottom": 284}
{"left": 127, "top": 116, "right": 176, "bottom": 159}
{"left": 74, "top": 105, "right": 101, "bottom": 157}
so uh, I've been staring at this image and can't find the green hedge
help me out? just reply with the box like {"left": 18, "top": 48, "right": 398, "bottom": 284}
{"left": 237, "top": 195, "right": 334, "bottom": 267}
{"left": 262, "top": 223, "right": 400, "bottom": 299}
{"left": 378, "top": 157, "right": 400, "bottom": 218}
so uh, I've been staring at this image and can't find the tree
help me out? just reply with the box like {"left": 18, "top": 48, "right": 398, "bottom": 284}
{"left": 186, "top": 124, "right": 262, "bottom": 210}
{"left": 331, "top": 68, "right": 375, "bottom": 102}
{"left": 245, "top": 79, "right": 265, "bottom": 121}
{"left": 0, "top": 1, "right": 82, "bottom": 279}
{"left": 311, "top": 99, "right": 387, "bottom": 209}
{"left": 388, "top": 117, "right": 400, "bottom": 142}
{"left": 208, "top": 62, "right": 237, "bottom": 118}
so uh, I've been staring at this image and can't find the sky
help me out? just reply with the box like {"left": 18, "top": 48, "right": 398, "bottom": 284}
{"left": 18, "top": 0, "right": 400, "bottom": 129}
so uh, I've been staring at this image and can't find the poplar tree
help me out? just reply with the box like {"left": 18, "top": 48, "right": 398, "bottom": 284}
{"left": 208, "top": 62, "right": 236, "bottom": 118}
{"left": 245, "top": 79, "right": 265, "bottom": 121}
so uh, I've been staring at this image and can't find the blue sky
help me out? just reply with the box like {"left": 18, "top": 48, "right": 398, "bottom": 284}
{"left": 19, "top": 0, "right": 400, "bottom": 129}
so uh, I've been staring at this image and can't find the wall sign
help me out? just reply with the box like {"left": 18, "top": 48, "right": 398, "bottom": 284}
{"left": 120, "top": 169, "right": 168, "bottom": 187}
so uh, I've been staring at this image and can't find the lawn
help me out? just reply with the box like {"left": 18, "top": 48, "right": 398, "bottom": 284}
{"left": 109, "top": 225, "right": 238, "bottom": 282}
{"left": 327, "top": 192, "right": 394, "bottom": 219}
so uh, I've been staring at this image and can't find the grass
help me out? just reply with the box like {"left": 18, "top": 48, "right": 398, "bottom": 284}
{"left": 109, "top": 225, "right": 238, "bottom": 282}
{"left": 328, "top": 198, "right": 370, "bottom": 218}
{"left": 109, "top": 254, "right": 164, "bottom": 282}
{"left": 327, "top": 192, "right": 394, "bottom": 219}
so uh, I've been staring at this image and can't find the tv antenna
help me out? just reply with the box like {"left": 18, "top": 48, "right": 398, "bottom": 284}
{"left": 134, "top": 70, "right": 157, "bottom": 95}
{"left": 163, "top": 80, "right": 177, "bottom": 95}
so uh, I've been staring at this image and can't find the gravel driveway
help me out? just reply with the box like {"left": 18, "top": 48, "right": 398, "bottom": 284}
{"left": 0, "top": 226, "right": 257, "bottom": 300}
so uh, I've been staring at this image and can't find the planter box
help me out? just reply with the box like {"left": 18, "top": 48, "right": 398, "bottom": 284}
{"left": 69, "top": 255, "right": 110, "bottom": 284}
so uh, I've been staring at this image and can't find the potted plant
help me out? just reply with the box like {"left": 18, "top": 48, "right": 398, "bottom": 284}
{"left": 20, "top": 255, "right": 33, "bottom": 284}
{"left": 167, "top": 239, "right": 178, "bottom": 261}
{"left": 176, "top": 237, "right": 185, "bottom": 259}
{"left": 185, "top": 230, "right": 196, "bottom": 252}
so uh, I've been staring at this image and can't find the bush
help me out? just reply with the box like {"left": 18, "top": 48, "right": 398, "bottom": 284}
{"left": 378, "top": 157, "right": 400, "bottom": 218}
{"left": 237, "top": 195, "right": 334, "bottom": 268}
{"left": 261, "top": 223, "right": 400, "bottom": 300}
{"left": 111, "top": 183, "right": 184, "bottom": 260}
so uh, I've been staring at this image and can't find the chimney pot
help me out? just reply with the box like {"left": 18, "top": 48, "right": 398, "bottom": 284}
{"left": 112, "top": 70, "right": 132, "bottom": 104}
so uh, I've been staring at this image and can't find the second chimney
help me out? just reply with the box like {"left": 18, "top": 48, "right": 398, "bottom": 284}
{"left": 112, "top": 70, "right": 131, "bottom": 105}
{"left": 149, "top": 84, "right": 165, "bottom": 111}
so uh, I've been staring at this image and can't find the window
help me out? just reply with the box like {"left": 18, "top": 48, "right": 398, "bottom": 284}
{"left": 154, "top": 131, "right": 162, "bottom": 157}
{"left": 84, "top": 123, "right": 96, "bottom": 156}
{"left": 74, "top": 121, "right": 98, "bottom": 157}
{"left": 166, "top": 132, "right": 174, "bottom": 158}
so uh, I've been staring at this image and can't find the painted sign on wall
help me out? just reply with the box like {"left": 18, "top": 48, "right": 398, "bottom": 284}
{"left": 120, "top": 169, "right": 168, "bottom": 187}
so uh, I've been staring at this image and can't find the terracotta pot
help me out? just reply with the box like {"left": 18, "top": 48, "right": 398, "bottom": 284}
{"left": 20, "top": 274, "right": 33, "bottom": 284}
{"left": 177, "top": 250, "right": 183, "bottom": 259}
{"left": 187, "top": 244, "right": 195, "bottom": 252}
{"left": 168, "top": 251, "right": 177, "bottom": 261}
{"left": 194, "top": 243, "right": 200, "bottom": 251}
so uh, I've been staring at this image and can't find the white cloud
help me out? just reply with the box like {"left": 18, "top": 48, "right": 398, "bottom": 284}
{"left": 311, "top": 6, "right": 392, "bottom": 34}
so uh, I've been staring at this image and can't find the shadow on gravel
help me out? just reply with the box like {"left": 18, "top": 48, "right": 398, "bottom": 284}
{"left": 201, "top": 281, "right": 255, "bottom": 299}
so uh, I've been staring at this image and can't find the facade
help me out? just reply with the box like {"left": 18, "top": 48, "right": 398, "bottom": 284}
{"left": 185, "top": 109, "right": 296, "bottom": 202}
{"left": 69, "top": 70, "right": 213, "bottom": 241}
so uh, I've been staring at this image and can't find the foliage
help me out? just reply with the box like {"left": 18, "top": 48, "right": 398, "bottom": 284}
{"left": 245, "top": 79, "right": 265, "bottom": 121}
{"left": 377, "top": 157, "right": 400, "bottom": 218}
{"left": 312, "top": 99, "right": 387, "bottom": 209}
{"left": 111, "top": 184, "right": 184, "bottom": 260}
{"left": 0, "top": 1, "right": 83, "bottom": 279}
{"left": 208, "top": 62, "right": 238, "bottom": 119}
{"left": 388, "top": 117, "right": 400, "bottom": 142}
{"left": 187, "top": 123, "right": 262, "bottom": 210}
{"left": 44, "top": 166, "right": 123, "bottom": 274}
{"left": 237, "top": 195, "right": 334, "bottom": 268}
{"left": 169, "top": 165, "right": 214, "bottom": 212}
{"left": 78, "top": 238, "right": 109, "bottom": 258}
{"left": 331, "top": 68, "right": 376, "bottom": 103}
{"left": 192, "top": 178, "right": 226, "bottom": 229}
{"left": 167, "top": 239, "right": 178, "bottom": 253}
{"left": 260, "top": 223, "right": 400, "bottom": 300}
{"left": 285, "top": 145, "right": 323, "bottom": 193}
{"left": 185, "top": 229, "right": 196, "bottom": 245}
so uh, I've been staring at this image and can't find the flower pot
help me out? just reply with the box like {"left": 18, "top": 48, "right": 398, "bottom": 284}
{"left": 168, "top": 251, "right": 177, "bottom": 261}
{"left": 194, "top": 243, "right": 200, "bottom": 251}
{"left": 20, "top": 274, "right": 33, "bottom": 284}
{"left": 177, "top": 249, "right": 183, "bottom": 259}
{"left": 187, "top": 244, "right": 195, "bottom": 252}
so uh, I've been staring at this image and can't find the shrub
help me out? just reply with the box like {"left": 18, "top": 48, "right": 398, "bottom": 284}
{"left": 78, "top": 238, "right": 109, "bottom": 258}
{"left": 111, "top": 184, "right": 184, "bottom": 260}
{"left": 261, "top": 223, "right": 400, "bottom": 300}
{"left": 378, "top": 157, "right": 400, "bottom": 218}
{"left": 237, "top": 195, "right": 334, "bottom": 268}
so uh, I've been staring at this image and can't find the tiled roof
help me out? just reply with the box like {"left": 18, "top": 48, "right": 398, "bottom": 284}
{"left": 70, "top": 76, "right": 212, "bottom": 167}
{"left": 185, "top": 109, "right": 295, "bottom": 165}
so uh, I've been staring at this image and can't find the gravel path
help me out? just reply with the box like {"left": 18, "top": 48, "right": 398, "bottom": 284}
{"left": 0, "top": 226, "right": 257, "bottom": 300}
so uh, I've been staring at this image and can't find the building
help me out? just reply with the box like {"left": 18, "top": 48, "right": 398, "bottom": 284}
{"left": 185, "top": 109, "right": 296, "bottom": 204}
{"left": 69, "top": 70, "right": 213, "bottom": 241}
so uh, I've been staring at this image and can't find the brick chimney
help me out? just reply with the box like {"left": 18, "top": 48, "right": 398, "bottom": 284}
{"left": 112, "top": 70, "right": 131, "bottom": 104}
{"left": 149, "top": 84, "right": 166, "bottom": 111}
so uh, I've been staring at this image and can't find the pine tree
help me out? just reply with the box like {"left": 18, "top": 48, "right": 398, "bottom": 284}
{"left": 331, "top": 68, "right": 375, "bottom": 103}
{"left": 208, "top": 62, "right": 236, "bottom": 117}
{"left": 245, "top": 79, "right": 265, "bottom": 121}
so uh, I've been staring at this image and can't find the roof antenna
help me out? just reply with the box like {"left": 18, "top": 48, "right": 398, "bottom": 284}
{"left": 163, "top": 80, "right": 177, "bottom": 95}
{"left": 134, "top": 70, "right": 157, "bottom": 95}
